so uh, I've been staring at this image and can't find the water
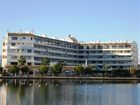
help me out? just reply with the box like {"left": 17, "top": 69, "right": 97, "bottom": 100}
{"left": 0, "top": 79, "right": 140, "bottom": 105}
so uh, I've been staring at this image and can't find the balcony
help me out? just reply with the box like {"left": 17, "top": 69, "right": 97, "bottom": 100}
{"left": 34, "top": 48, "right": 46, "bottom": 51}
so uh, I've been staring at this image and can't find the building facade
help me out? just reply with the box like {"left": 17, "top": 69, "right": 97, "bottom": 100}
{"left": 2, "top": 32, "right": 138, "bottom": 70}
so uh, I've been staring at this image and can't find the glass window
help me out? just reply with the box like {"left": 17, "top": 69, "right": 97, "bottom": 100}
{"left": 28, "top": 49, "right": 32, "bottom": 53}
{"left": 11, "top": 43, "right": 16, "bottom": 46}
{"left": 12, "top": 37, "right": 18, "bottom": 40}
{"left": 23, "top": 37, "right": 26, "bottom": 39}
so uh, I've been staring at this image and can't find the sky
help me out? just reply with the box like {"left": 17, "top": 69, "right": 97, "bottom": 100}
{"left": 0, "top": 0, "right": 139, "bottom": 60}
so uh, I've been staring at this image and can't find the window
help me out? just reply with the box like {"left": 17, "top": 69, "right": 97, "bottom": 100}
{"left": 112, "top": 45, "right": 116, "bottom": 48}
{"left": 11, "top": 62, "right": 17, "bottom": 65}
{"left": 11, "top": 56, "right": 17, "bottom": 59}
{"left": 28, "top": 49, "right": 32, "bottom": 53}
{"left": 11, "top": 43, "right": 16, "bottom": 46}
{"left": 92, "top": 46, "right": 96, "bottom": 49}
{"left": 97, "top": 46, "right": 103, "bottom": 49}
{"left": 23, "top": 37, "right": 26, "bottom": 39}
{"left": 17, "top": 49, "right": 20, "bottom": 53}
{"left": 28, "top": 63, "right": 32, "bottom": 65}
{"left": 79, "top": 46, "right": 83, "bottom": 49}
{"left": 12, "top": 37, "right": 18, "bottom": 40}
{"left": 31, "top": 37, "right": 33, "bottom": 40}
{"left": 86, "top": 46, "right": 89, "bottom": 49}
{"left": 103, "top": 45, "right": 109, "bottom": 49}
{"left": 21, "top": 49, "right": 24, "bottom": 52}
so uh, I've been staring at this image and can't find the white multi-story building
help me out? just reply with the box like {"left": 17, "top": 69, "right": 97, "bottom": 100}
{"left": 2, "top": 32, "right": 138, "bottom": 70}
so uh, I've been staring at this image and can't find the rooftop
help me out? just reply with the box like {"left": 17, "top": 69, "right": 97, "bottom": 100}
{"left": 6, "top": 32, "right": 136, "bottom": 45}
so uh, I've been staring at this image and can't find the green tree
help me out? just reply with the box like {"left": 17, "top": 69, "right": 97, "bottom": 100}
{"left": 74, "top": 65, "right": 84, "bottom": 76}
{"left": 51, "top": 60, "right": 66, "bottom": 76}
{"left": 84, "top": 65, "right": 93, "bottom": 75}
{"left": 18, "top": 56, "right": 26, "bottom": 66}
{"left": 20, "top": 66, "right": 30, "bottom": 75}
{"left": 51, "top": 64, "right": 60, "bottom": 76}
{"left": 8, "top": 65, "right": 19, "bottom": 76}
{"left": 39, "top": 65, "right": 49, "bottom": 76}
{"left": 103, "top": 64, "right": 110, "bottom": 77}
{"left": 41, "top": 57, "right": 50, "bottom": 65}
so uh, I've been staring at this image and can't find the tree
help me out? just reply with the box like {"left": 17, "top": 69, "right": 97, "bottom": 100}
{"left": 129, "top": 66, "right": 137, "bottom": 77}
{"left": 51, "top": 64, "right": 60, "bottom": 76}
{"left": 39, "top": 65, "right": 49, "bottom": 76}
{"left": 41, "top": 57, "right": 50, "bottom": 65}
{"left": 18, "top": 56, "right": 26, "bottom": 66}
{"left": 74, "top": 65, "right": 84, "bottom": 76}
{"left": 20, "top": 66, "right": 30, "bottom": 75}
{"left": 103, "top": 64, "right": 110, "bottom": 77}
{"left": 8, "top": 65, "right": 19, "bottom": 76}
{"left": 51, "top": 60, "right": 65, "bottom": 76}
{"left": 84, "top": 65, "right": 93, "bottom": 75}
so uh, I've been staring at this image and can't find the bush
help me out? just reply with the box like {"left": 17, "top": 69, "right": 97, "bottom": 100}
{"left": 112, "top": 70, "right": 130, "bottom": 77}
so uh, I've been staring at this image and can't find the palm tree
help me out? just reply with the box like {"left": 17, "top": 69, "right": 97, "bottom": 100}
{"left": 17, "top": 56, "right": 26, "bottom": 76}
{"left": 38, "top": 57, "right": 50, "bottom": 76}
{"left": 17, "top": 56, "right": 26, "bottom": 66}
{"left": 8, "top": 65, "right": 19, "bottom": 76}
{"left": 41, "top": 57, "right": 50, "bottom": 65}
{"left": 103, "top": 64, "right": 110, "bottom": 77}
{"left": 74, "top": 65, "right": 84, "bottom": 76}
{"left": 39, "top": 65, "right": 49, "bottom": 77}
{"left": 51, "top": 60, "right": 66, "bottom": 76}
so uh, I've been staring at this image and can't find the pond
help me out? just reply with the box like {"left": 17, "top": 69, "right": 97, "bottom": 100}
{"left": 0, "top": 79, "right": 140, "bottom": 105}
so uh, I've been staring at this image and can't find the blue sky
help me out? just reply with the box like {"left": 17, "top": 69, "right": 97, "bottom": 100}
{"left": 0, "top": 0, "right": 139, "bottom": 59}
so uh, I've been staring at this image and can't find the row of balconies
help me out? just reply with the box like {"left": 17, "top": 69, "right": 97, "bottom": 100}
{"left": 34, "top": 42, "right": 78, "bottom": 50}
{"left": 8, "top": 58, "right": 133, "bottom": 66}
{"left": 8, "top": 59, "right": 34, "bottom": 63}
{"left": 78, "top": 58, "right": 133, "bottom": 61}
{"left": 47, "top": 49, "right": 78, "bottom": 55}
{"left": 78, "top": 53, "right": 132, "bottom": 56}
{"left": 79, "top": 48, "right": 132, "bottom": 51}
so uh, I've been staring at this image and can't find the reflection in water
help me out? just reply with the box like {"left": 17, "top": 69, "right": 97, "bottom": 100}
{"left": 0, "top": 79, "right": 140, "bottom": 105}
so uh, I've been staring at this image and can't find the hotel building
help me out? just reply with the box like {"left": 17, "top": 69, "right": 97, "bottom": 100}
{"left": 2, "top": 32, "right": 138, "bottom": 70}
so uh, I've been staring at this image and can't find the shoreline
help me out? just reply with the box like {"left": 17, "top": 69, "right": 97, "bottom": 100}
{"left": 0, "top": 76, "right": 140, "bottom": 80}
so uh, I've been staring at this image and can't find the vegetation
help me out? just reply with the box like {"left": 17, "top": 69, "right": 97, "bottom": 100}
{"left": 103, "top": 64, "right": 111, "bottom": 76}
{"left": 111, "top": 70, "right": 130, "bottom": 77}
{"left": 2, "top": 58, "right": 139, "bottom": 78}
{"left": 84, "top": 65, "right": 93, "bottom": 75}
{"left": 8, "top": 65, "right": 19, "bottom": 76}
{"left": 51, "top": 64, "right": 60, "bottom": 76}
{"left": 17, "top": 56, "right": 26, "bottom": 66}
{"left": 51, "top": 60, "right": 65, "bottom": 75}
{"left": 39, "top": 65, "right": 49, "bottom": 76}
{"left": 38, "top": 57, "right": 50, "bottom": 76}
{"left": 74, "top": 65, "right": 84, "bottom": 76}
{"left": 20, "top": 66, "right": 30, "bottom": 75}
{"left": 129, "top": 67, "right": 137, "bottom": 77}
{"left": 41, "top": 57, "right": 50, "bottom": 65}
